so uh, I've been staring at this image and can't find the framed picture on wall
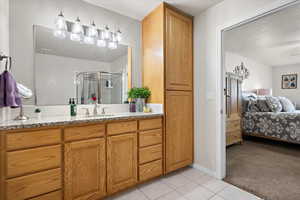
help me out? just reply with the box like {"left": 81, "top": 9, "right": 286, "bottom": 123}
{"left": 282, "top": 74, "right": 297, "bottom": 89}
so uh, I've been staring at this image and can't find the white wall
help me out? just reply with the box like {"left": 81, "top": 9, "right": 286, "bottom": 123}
{"left": 272, "top": 65, "right": 300, "bottom": 108}
{"left": 194, "top": 0, "right": 296, "bottom": 176}
{"left": 0, "top": 0, "right": 9, "bottom": 71}
{"left": 225, "top": 52, "right": 273, "bottom": 91}
{"left": 9, "top": 0, "right": 142, "bottom": 103}
{"left": 35, "top": 53, "right": 111, "bottom": 105}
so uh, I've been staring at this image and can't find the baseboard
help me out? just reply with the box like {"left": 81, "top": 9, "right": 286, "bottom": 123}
{"left": 191, "top": 163, "right": 218, "bottom": 178}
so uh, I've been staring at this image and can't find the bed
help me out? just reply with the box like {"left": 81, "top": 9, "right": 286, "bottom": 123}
{"left": 242, "top": 110, "right": 300, "bottom": 144}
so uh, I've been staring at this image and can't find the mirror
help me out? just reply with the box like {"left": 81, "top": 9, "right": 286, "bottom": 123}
{"left": 34, "top": 25, "right": 132, "bottom": 106}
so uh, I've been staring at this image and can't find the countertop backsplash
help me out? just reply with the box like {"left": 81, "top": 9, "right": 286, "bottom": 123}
{"left": 0, "top": 104, "right": 163, "bottom": 123}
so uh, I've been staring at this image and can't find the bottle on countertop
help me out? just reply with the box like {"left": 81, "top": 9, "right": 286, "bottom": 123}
{"left": 70, "top": 98, "right": 77, "bottom": 117}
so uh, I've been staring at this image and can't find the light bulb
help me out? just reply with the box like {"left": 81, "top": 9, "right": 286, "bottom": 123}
{"left": 84, "top": 21, "right": 98, "bottom": 45}
{"left": 104, "top": 26, "right": 111, "bottom": 40}
{"left": 97, "top": 39, "right": 106, "bottom": 47}
{"left": 97, "top": 30, "right": 106, "bottom": 47}
{"left": 54, "top": 11, "right": 67, "bottom": 39}
{"left": 70, "top": 17, "right": 83, "bottom": 42}
{"left": 108, "top": 41, "right": 117, "bottom": 49}
{"left": 112, "top": 32, "right": 117, "bottom": 42}
{"left": 88, "top": 21, "right": 98, "bottom": 38}
{"left": 116, "top": 29, "right": 122, "bottom": 42}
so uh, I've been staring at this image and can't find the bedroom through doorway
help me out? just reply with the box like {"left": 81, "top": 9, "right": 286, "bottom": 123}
{"left": 222, "top": 2, "right": 300, "bottom": 200}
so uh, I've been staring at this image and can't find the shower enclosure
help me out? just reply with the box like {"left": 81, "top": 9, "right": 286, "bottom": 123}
{"left": 76, "top": 71, "right": 125, "bottom": 105}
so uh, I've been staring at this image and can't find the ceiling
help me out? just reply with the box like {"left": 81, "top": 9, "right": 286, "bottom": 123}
{"left": 224, "top": 2, "right": 300, "bottom": 67}
{"left": 83, "top": 0, "right": 223, "bottom": 20}
{"left": 35, "top": 25, "right": 128, "bottom": 63}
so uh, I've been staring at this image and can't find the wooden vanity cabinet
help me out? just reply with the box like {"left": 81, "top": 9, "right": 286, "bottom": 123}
{"left": 142, "top": 2, "right": 194, "bottom": 174}
{"left": 107, "top": 132, "right": 138, "bottom": 194}
{"left": 165, "top": 8, "right": 193, "bottom": 91}
{"left": 2, "top": 128, "right": 62, "bottom": 200}
{"left": 64, "top": 124, "right": 106, "bottom": 200}
{"left": 166, "top": 91, "right": 193, "bottom": 172}
{"left": 0, "top": 117, "right": 163, "bottom": 200}
{"left": 64, "top": 138, "right": 106, "bottom": 200}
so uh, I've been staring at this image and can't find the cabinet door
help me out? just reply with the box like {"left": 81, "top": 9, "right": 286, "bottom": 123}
{"left": 64, "top": 138, "right": 106, "bottom": 200}
{"left": 166, "top": 91, "right": 193, "bottom": 173}
{"left": 165, "top": 8, "right": 193, "bottom": 91}
{"left": 107, "top": 133, "right": 137, "bottom": 194}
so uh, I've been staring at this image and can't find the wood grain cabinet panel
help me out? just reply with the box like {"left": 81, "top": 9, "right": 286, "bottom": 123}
{"left": 107, "top": 121, "right": 137, "bottom": 136}
{"left": 139, "top": 129, "right": 162, "bottom": 148}
{"left": 165, "top": 8, "right": 193, "bottom": 91}
{"left": 6, "top": 168, "right": 62, "bottom": 200}
{"left": 64, "top": 138, "right": 106, "bottom": 200}
{"left": 6, "top": 145, "right": 61, "bottom": 178}
{"left": 139, "top": 144, "right": 162, "bottom": 164}
{"left": 6, "top": 129, "right": 61, "bottom": 151}
{"left": 107, "top": 133, "right": 137, "bottom": 194}
{"left": 29, "top": 190, "right": 62, "bottom": 200}
{"left": 64, "top": 124, "right": 105, "bottom": 142}
{"left": 139, "top": 160, "right": 163, "bottom": 182}
{"left": 139, "top": 118, "right": 162, "bottom": 130}
{"left": 166, "top": 91, "right": 193, "bottom": 173}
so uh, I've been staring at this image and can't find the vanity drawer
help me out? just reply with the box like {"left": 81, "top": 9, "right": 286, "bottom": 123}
{"left": 6, "top": 129, "right": 61, "bottom": 151}
{"left": 139, "top": 118, "right": 162, "bottom": 130}
{"left": 139, "top": 144, "right": 162, "bottom": 164}
{"left": 64, "top": 124, "right": 105, "bottom": 141}
{"left": 6, "top": 145, "right": 61, "bottom": 178}
{"left": 139, "top": 129, "right": 162, "bottom": 147}
{"left": 6, "top": 168, "right": 62, "bottom": 200}
{"left": 29, "top": 190, "right": 62, "bottom": 200}
{"left": 139, "top": 159, "right": 162, "bottom": 182}
{"left": 107, "top": 121, "right": 137, "bottom": 136}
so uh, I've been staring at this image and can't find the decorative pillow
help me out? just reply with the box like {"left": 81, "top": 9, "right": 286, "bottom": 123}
{"left": 257, "top": 99, "right": 270, "bottom": 112}
{"left": 279, "top": 97, "right": 295, "bottom": 112}
{"left": 266, "top": 96, "right": 283, "bottom": 112}
{"left": 247, "top": 98, "right": 260, "bottom": 112}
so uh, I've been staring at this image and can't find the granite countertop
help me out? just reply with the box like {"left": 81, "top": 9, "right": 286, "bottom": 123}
{"left": 0, "top": 112, "right": 163, "bottom": 131}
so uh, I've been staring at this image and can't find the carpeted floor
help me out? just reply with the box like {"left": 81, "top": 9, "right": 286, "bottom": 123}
{"left": 224, "top": 137, "right": 300, "bottom": 200}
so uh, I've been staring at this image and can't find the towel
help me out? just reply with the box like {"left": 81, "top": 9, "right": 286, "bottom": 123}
{"left": 17, "top": 83, "right": 33, "bottom": 99}
{"left": 0, "top": 70, "right": 22, "bottom": 108}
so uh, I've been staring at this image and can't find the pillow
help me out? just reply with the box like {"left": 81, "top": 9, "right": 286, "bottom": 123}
{"left": 266, "top": 96, "right": 283, "bottom": 112}
{"left": 247, "top": 98, "right": 260, "bottom": 112}
{"left": 279, "top": 97, "right": 295, "bottom": 112}
{"left": 257, "top": 99, "right": 270, "bottom": 112}
{"left": 242, "top": 92, "right": 257, "bottom": 101}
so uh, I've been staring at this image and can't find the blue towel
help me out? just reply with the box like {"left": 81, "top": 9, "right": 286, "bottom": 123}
{"left": 0, "top": 70, "right": 22, "bottom": 108}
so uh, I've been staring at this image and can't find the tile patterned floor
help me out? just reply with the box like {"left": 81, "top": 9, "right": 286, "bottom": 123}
{"left": 105, "top": 167, "right": 263, "bottom": 200}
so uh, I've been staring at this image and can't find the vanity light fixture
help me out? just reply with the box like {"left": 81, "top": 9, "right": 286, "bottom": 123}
{"left": 54, "top": 11, "right": 67, "bottom": 39}
{"left": 53, "top": 13, "right": 122, "bottom": 49}
{"left": 84, "top": 21, "right": 98, "bottom": 44}
{"left": 70, "top": 17, "right": 84, "bottom": 42}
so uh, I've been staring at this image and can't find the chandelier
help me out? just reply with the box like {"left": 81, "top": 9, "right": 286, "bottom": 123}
{"left": 53, "top": 11, "right": 122, "bottom": 49}
{"left": 233, "top": 62, "right": 249, "bottom": 80}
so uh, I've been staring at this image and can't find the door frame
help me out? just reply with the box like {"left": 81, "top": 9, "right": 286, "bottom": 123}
{"left": 216, "top": 0, "right": 300, "bottom": 179}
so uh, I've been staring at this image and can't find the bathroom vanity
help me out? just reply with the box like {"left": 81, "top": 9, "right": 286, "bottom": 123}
{"left": 0, "top": 113, "right": 163, "bottom": 200}
{"left": 1, "top": 0, "right": 194, "bottom": 199}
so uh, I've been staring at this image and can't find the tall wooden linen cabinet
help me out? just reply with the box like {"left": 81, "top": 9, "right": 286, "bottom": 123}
{"left": 142, "top": 3, "right": 194, "bottom": 173}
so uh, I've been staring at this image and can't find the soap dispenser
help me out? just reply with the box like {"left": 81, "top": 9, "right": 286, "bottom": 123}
{"left": 70, "top": 98, "right": 77, "bottom": 117}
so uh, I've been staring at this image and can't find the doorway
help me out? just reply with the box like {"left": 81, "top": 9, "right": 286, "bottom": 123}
{"left": 219, "top": 1, "right": 300, "bottom": 199}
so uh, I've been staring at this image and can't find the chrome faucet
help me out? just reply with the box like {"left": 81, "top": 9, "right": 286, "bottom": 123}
{"left": 93, "top": 102, "right": 101, "bottom": 116}
{"left": 101, "top": 106, "right": 110, "bottom": 115}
